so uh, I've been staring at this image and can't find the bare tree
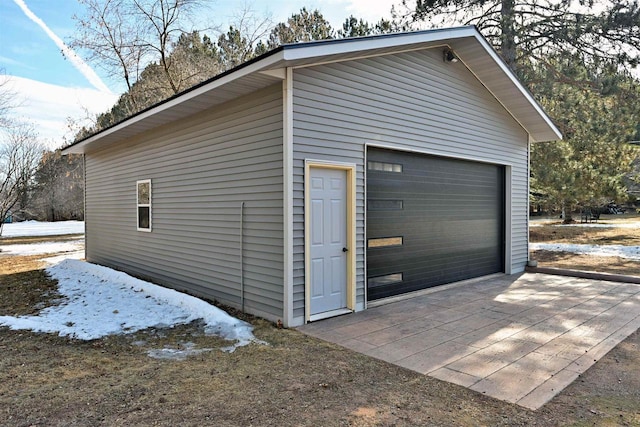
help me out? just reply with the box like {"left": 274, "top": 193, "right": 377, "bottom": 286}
{"left": 64, "top": 105, "right": 99, "bottom": 145}
{"left": 133, "top": 0, "right": 202, "bottom": 93}
{"left": 72, "top": 0, "right": 147, "bottom": 108}
{"left": 72, "top": 0, "right": 202, "bottom": 101}
{"left": 0, "top": 71, "right": 19, "bottom": 130}
{"left": 30, "top": 151, "right": 85, "bottom": 222}
{"left": 0, "top": 123, "right": 44, "bottom": 235}
{"left": 218, "top": 2, "right": 273, "bottom": 65}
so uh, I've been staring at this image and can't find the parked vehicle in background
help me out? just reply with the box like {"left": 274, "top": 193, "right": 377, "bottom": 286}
{"left": 602, "top": 203, "right": 626, "bottom": 214}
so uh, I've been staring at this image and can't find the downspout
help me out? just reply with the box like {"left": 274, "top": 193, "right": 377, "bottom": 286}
{"left": 240, "top": 201, "right": 245, "bottom": 312}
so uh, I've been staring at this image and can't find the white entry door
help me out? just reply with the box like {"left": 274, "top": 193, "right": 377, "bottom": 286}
{"left": 309, "top": 167, "right": 348, "bottom": 316}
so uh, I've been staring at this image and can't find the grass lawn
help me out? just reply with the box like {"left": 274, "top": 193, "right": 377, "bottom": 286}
{"left": 1, "top": 233, "right": 639, "bottom": 426}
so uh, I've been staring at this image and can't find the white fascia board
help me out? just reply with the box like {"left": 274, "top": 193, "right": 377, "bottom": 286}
{"left": 281, "top": 26, "right": 477, "bottom": 62}
{"left": 63, "top": 51, "right": 287, "bottom": 154}
{"left": 470, "top": 33, "right": 562, "bottom": 142}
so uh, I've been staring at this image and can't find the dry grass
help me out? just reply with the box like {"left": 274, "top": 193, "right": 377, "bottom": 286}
{"left": 530, "top": 214, "right": 640, "bottom": 276}
{"left": 530, "top": 223, "right": 640, "bottom": 246}
{"left": 1, "top": 237, "right": 639, "bottom": 426}
{"left": 1, "top": 234, "right": 82, "bottom": 245}
{"left": 532, "top": 251, "right": 640, "bottom": 277}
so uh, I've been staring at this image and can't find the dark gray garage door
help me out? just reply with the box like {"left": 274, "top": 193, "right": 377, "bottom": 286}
{"left": 366, "top": 147, "right": 505, "bottom": 300}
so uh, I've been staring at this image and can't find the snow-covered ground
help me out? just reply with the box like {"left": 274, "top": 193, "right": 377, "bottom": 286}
{"left": 2, "top": 220, "right": 84, "bottom": 237}
{"left": 0, "top": 221, "right": 259, "bottom": 353}
{"left": 530, "top": 243, "right": 640, "bottom": 260}
{"left": 0, "top": 259, "right": 259, "bottom": 351}
{"left": 2, "top": 239, "right": 84, "bottom": 257}
{"left": 529, "top": 218, "right": 640, "bottom": 260}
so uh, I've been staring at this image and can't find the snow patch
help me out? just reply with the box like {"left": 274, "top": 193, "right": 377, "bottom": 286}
{"left": 530, "top": 243, "right": 640, "bottom": 260}
{"left": 147, "top": 342, "right": 213, "bottom": 361}
{"left": 40, "top": 251, "right": 85, "bottom": 264}
{"left": 2, "top": 220, "right": 84, "bottom": 237}
{"left": 0, "top": 259, "right": 259, "bottom": 351}
{"left": 1, "top": 239, "right": 84, "bottom": 256}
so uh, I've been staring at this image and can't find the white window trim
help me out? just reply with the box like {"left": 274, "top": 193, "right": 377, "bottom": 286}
{"left": 137, "top": 179, "right": 152, "bottom": 232}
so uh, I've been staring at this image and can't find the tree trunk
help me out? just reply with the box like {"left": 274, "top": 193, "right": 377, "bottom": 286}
{"left": 500, "top": 0, "right": 517, "bottom": 70}
{"left": 561, "top": 202, "right": 574, "bottom": 223}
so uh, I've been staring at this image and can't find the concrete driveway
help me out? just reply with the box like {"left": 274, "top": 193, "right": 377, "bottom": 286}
{"left": 298, "top": 273, "right": 640, "bottom": 410}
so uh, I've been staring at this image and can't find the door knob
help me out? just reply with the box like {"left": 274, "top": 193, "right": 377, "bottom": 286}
{"left": 342, "top": 247, "right": 348, "bottom": 252}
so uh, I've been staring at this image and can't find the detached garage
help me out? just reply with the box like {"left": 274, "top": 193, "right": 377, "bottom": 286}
{"left": 62, "top": 26, "right": 561, "bottom": 327}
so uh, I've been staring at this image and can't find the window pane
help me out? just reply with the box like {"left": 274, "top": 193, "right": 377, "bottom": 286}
{"left": 367, "top": 161, "right": 402, "bottom": 173}
{"left": 138, "top": 207, "right": 150, "bottom": 229}
{"left": 367, "top": 273, "right": 403, "bottom": 288}
{"left": 138, "top": 181, "right": 150, "bottom": 204}
{"left": 368, "top": 237, "right": 403, "bottom": 248}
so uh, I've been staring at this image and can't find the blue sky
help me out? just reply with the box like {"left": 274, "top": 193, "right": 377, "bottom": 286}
{"left": 0, "top": 0, "right": 398, "bottom": 147}
{"left": 1, "top": 1, "right": 84, "bottom": 87}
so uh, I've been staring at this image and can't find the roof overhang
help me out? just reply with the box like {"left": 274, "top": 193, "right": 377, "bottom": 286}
{"left": 63, "top": 26, "right": 561, "bottom": 154}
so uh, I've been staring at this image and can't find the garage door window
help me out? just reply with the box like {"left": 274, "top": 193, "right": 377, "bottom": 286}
{"left": 368, "top": 273, "right": 403, "bottom": 287}
{"left": 368, "top": 237, "right": 403, "bottom": 248}
{"left": 367, "top": 161, "right": 402, "bottom": 173}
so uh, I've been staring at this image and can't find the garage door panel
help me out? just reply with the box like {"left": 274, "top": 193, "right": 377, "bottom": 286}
{"left": 367, "top": 147, "right": 504, "bottom": 300}
{"left": 368, "top": 249, "right": 500, "bottom": 274}
{"left": 368, "top": 252, "right": 502, "bottom": 299}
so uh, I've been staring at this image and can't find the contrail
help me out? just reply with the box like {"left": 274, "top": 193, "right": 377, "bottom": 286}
{"left": 12, "top": 0, "right": 113, "bottom": 94}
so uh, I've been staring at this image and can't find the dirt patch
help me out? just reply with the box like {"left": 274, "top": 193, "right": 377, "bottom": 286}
{"left": 1, "top": 234, "right": 83, "bottom": 245}
{"left": 0, "top": 253, "right": 49, "bottom": 274}
{"left": 530, "top": 219, "right": 640, "bottom": 277}
{"left": 532, "top": 250, "right": 640, "bottom": 277}
{"left": 530, "top": 223, "right": 640, "bottom": 245}
{"left": 543, "top": 331, "right": 640, "bottom": 426}
{"left": 1, "top": 252, "right": 640, "bottom": 426}
{"left": 0, "top": 264, "right": 62, "bottom": 316}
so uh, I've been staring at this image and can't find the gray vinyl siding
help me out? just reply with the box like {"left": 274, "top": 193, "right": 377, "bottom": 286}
{"left": 85, "top": 84, "right": 284, "bottom": 320}
{"left": 292, "top": 49, "right": 529, "bottom": 319}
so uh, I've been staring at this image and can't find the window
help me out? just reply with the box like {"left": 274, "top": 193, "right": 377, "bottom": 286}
{"left": 137, "top": 179, "right": 151, "bottom": 231}
{"left": 368, "top": 237, "right": 403, "bottom": 248}
{"left": 367, "top": 161, "right": 402, "bottom": 173}
{"left": 367, "top": 273, "right": 403, "bottom": 288}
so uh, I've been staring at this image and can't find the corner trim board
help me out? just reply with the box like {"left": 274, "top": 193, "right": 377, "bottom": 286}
{"left": 283, "top": 68, "right": 295, "bottom": 327}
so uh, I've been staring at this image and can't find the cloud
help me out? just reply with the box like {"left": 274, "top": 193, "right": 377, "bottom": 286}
{"left": 12, "top": 0, "right": 113, "bottom": 95}
{"left": 9, "top": 76, "right": 118, "bottom": 148}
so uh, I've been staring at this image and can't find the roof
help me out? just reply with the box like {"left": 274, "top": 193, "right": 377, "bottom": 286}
{"left": 63, "top": 26, "right": 561, "bottom": 154}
